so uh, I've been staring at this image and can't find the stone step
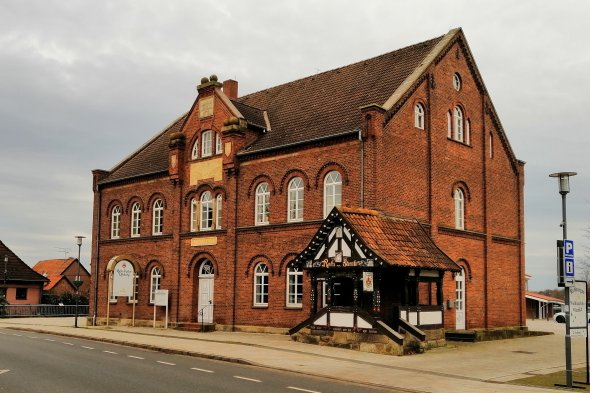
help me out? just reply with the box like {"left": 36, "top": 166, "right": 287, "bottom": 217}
{"left": 175, "top": 322, "right": 216, "bottom": 332}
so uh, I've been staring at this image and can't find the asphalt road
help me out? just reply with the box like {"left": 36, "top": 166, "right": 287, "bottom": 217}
{"left": 0, "top": 329, "right": 395, "bottom": 393}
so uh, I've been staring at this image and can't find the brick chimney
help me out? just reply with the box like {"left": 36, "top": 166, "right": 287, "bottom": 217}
{"left": 223, "top": 79, "right": 238, "bottom": 100}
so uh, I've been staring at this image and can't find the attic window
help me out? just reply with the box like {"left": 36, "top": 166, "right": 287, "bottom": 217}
{"left": 453, "top": 73, "right": 462, "bottom": 91}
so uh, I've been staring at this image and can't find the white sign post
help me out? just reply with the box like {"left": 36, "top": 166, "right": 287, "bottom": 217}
{"left": 107, "top": 260, "right": 135, "bottom": 327}
{"left": 153, "top": 289, "right": 169, "bottom": 329}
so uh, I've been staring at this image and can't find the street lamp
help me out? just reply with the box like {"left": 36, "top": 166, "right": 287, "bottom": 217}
{"left": 549, "top": 171, "right": 577, "bottom": 388}
{"left": 2, "top": 255, "right": 7, "bottom": 300}
{"left": 74, "top": 236, "right": 85, "bottom": 328}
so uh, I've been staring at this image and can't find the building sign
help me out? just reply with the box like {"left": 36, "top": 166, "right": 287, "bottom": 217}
{"left": 306, "top": 257, "right": 374, "bottom": 269}
{"left": 569, "top": 281, "right": 587, "bottom": 337}
{"left": 112, "top": 260, "right": 134, "bottom": 297}
{"left": 363, "top": 271, "right": 374, "bottom": 292}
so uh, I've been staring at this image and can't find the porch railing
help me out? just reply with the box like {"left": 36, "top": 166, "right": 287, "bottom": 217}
{"left": 0, "top": 304, "right": 89, "bottom": 318}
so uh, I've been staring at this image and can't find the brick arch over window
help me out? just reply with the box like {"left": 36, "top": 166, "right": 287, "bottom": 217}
{"left": 212, "top": 185, "right": 228, "bottom": 201}
{"left": 456, "top": 259, "right": 472, "bottom": 281}
{"left": 279, "top": 169, "right": 311, "bottom": 194}
{"left": 144, "top": 260, "right": 165, "bottom": 278}
{"left": 450, "top": 181, "right": 471, "bottom": 201}
{"left": 184, "top": 185, "right": 228, "bottom": 206}
{"left": 247, "top": 175, "right": 276, "bottom": 198}
{"left": 146, "top": 193, "right": 167, "bottom": 211}
{"left": 187, "top": 252, "right": 219, "bottom": 278}
{"left": 105, "top": 199, "right": 123, "bottom": 217}
{"left": 278, "top": 253, "right": 300, "bottom": 276}
{"left": 125, "top": 196, "right": 144, "bottom": 214}
{"left": 314, "top": 162, "right": 349, "bottom": 189}
{"left": 245, "top": 254, "right": 275, "bottom": 277}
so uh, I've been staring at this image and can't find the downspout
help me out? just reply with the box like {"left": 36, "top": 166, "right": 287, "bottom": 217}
{"left": 359, "top": 128, "right": 364, "bottom": 208}
{"left": 93, "top": 187, "right": 101, "bottom": 326}
{"left": 232, "top": 170, "right": 239, "bottom": 331}
{"left": 176, "top": 180, "right": 182, "bottom": 323}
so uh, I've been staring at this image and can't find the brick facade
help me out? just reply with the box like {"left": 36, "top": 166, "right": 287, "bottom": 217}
{"left": 90, "top": 28, "right": 525, "bottom": 330}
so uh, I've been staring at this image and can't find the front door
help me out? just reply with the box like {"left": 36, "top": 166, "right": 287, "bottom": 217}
{"left": 198, "top": 260, "right": 214, "bottom": 323}
{"left": 455, "top": 268, "right": 465, "bottom": 330}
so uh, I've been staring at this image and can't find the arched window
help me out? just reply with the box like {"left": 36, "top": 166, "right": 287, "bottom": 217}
{"left": 200, "top": 260, "right": 215, "bottom": 276}
{"left": 286, "top": 264, "right": 303, "bottom": 307}
{"left": 254, "top": 263, "right": 269, "bottom": 306}
{"left": 149, "top": 267, "right": 162, "bottom": 304}
{"left": 287, "top": 177, "right": 304, "bottom": 222}
{"left": 216, "top": 194, "right": 222, "bottom": 229}
{"left": 453, "top": 73, "right": 462, "bottom": 91}
{"left": 131, "top": 202, "right": 141, "bottom": 237}
{"left": 454, "top": 188, "right": 465, "bottom": 230}
{"left": 200, "top": 191, "right": 213, "bottom": 230}
{"left": 111, "top": 206, "right": 121, "bottom": 239}
{"left": 414, "top": 103, "right": 425, "bottom": 129}
{"left": 152, "top": 199, "right": 164, "bottom": 235}
{"left": 201, "top": 130, "right": 212, "bottom": 157}
{"left": 255, "top": 182, "right": 270, "bottom": 225}
{"left": 465, "top": 119, "right": 471, "bottom": 145}
{"left": 323, "top": 171, "right": 342, "bottom": 218}
{"left": 453, "top": 106, "right": 464, "bottom": 142}
{"left": 215, "top": 132, "right": 223, "bottom": 155}
{"left": 191, "top": 139, "right": 199, "bottom": 160}
{"left": 489, "top": 132, "right": 494, "bottom": 158}
{"left": 447, "top": 111, "right": 452, "bottom": 138}
{"left": 190, "top": 198, "right": 198, "bottom": 232}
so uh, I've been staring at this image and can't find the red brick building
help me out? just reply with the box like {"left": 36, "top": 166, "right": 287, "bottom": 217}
{"left": 90, "top": 28, "right": 525, "bottom": 341}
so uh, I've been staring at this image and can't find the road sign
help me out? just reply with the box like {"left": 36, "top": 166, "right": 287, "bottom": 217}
{"left": 564, "top": 240, "right": 574, "bottom": 257}
{"left": 563, "top": 240, "right": 575, "bottom": 285}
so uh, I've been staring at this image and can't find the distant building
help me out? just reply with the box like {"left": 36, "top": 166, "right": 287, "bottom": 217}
{"left": 0, "top": 241, "right": 48, "bottom": 304}
{"left": 526, "top": 291, "right": 564, "bottom": 320}
{"left": 33, "top": 258, "right": 91, "bottom": 298}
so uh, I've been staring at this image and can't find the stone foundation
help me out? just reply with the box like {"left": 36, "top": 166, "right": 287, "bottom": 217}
{"left": 292, "top": 328, "right": 404, "bottom": 356}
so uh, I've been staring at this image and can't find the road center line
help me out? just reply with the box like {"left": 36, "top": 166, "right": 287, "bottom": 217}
{"left": 156, "top": 361, "right": 175, "bottom": 366}
{"left": 103, "top": 350, "right": 118, "bottom": 354}
{"left": 44, "top": 339, "right": 55, "bottom": 342}
{"left": 12, "top": 334, "right": 22, "bottom": 337}
{"left": 233, "top": 376, "right": 262, "bottom": 383}
{"left": 81, "top": 346, "right": 94, "bottom": 350}
{"left": 190, "top": 367, "right": 214, "bottom": 373}
{"left": 62, "top": 342, "right": 74, "bottom": 345}
{"left": 128, "top": 355, "right": 144, "bottom": 360}
{"left": 287, "top": 387, "right": 321, "bottom": 393}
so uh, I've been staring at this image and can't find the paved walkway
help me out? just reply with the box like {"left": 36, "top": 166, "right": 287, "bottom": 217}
{"left": 0, "top": 317, "right": 586, "bottom": 392}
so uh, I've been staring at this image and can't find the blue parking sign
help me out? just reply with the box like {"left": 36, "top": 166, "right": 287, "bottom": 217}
{"left": 564, "top": 240, "right": 575, "bottom": 278}
{"left": 564, "top": 240, "right": 574, "bottom": 257}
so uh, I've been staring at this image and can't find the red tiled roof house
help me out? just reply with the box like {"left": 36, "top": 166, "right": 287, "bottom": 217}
{"left": 33, "top": 258, "right": 91, "bottom": 298}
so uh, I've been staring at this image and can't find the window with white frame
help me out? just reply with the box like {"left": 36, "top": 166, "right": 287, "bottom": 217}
{"left": 454, "top": 188, "right": 465, "bottom": 230}
{"left": 255, "top": 182, "right": 270, "bottom": 225}
{"left": 216, "top": 194, "right": 222, "bottom": 229}
{"left": 150, "top": 267, "right": 162, "bottom": 304}
{"left": 191, "top": 139, "right": 199, "bottom": 160}
{"left": 109, "top": 273, "right": 117, "bottom": 303}
{"left": 254, "top": 263, "right": 269, "bottom": 306}
{"left": 286, "top": 264, "right": 303, "bottom": 307}
{"left": 200, "top": 191, "right": 213, "bottom": 230}
{"left": 287, "top": 177, "right": 304, "bottom": 222}
{"left": 201, "top": 130, "right": 212, "bottom": 157}
{"left": 453, "top": 106, "right": 464, "bottom": 142}
{"left": 111, "top": 206, "right": 121, "bottom": 239}
{"left": 190, "top": 198, "right": 198, "bottom": 232}
{"left": 215, "top": 132, "right": 223, "bottom": 155}
{"left": 453, "top": 73, "right": 462, "bottom": 91}
{"left": 127, "top": 274, "right": 139, "bottom": 304}
{"left": 323, "top": 171, "right": 342, "bottom": 218}
{"left": 465, "top": 119, "right": 471, "bottom": 145}
{"left": 152, "top": 199, "right": 164, "bottom": 235}
{"left": 447, "top": 111, "right": 452, "bottom": 138}
{"left": 414, "top": 103, "right": 425, "bottom": 129}
{"left": 131, "top": 202, "right": 141, "bottom": 237}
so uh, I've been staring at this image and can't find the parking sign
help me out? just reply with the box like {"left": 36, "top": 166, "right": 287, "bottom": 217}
{"left": 564, "top": 240, "right": 575, "bottom": 278}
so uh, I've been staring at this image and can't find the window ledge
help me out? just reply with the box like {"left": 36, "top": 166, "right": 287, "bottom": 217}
{"left": 285, "top": 305, "right": 303, "bottom": 310}
{"left": 252, "top": 305, "right": 268, "bottom": 309}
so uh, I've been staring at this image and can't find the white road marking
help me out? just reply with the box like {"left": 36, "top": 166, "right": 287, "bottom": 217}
{"left": 233, "top": 376, "right": 262, "bottom": 383}
{"left": 12, "top": 334, "right": 21, "bottom": 337}
{"left": 128, "top": 355, "right": 144, "bottom": 360}
{"left": 191, "top": 367, "right": 214, "bottom": 373}
{"left": 28, "top": 336, "right": 38, "bottom": 339}
{"left": 103, "top": 350, "right": 118, "bottom": 354}
{"left": 156, "top": 361, "right": 175, "bottom": 366}
{"left": 62, "top": 342, "right": 74, "bottom": 346}
{"left": 0, "top": 332, "right": 6, "bottom": 335}
{"left": 0, "top": 370, "right": 9, "bottom": 375}
{"left": 44, "top": 338, "right": 55, "bottom": 342}
{"left": 81, "top": 346, "right": 94, "bottom": 350}
{"left": 288, "top": 387, "right": 321, "bottom": 393}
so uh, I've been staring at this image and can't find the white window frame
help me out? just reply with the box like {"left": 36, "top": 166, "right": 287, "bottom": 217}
{"left": 465, "top": 119, "right": 471, "bottom": 145}
{"left": 286, "top": 265, "right": 303, "bottom": 308}
{"left": 200, "top": 191, "right": 213, "bottom": 231}
{"left": 454, "top": 188, "right": 465, "bottom": 230}
{"left": 287, "top": 177, "right": 304, "bottom": 222}
{"left": 453, "top": 106, "right": 464, "bottom": 142}
{"left": 447, "top": 111, "right": 452, "bottom": 138}
{"left": 190, "top": 198, "right": 198, "bottom": 232}
{"left": 216, "top": 194, "right": 222, "bottom": 229}
{"left": 131, "top": 202, "right": 141, "bottom": 237}
{"left": 149, "top": 267, "right": 162, "bottom": 304}
{"left": 323, "top": 171, "right": 342, "bottom": 218}
{"left": 453, "top": 73, "right": 462, "bottom": 91}
{"left": 109, "top": 273, "right": 117, "bottom": 303}
{"left": 215, "top": 132, "right": 223, "bottom": 155}
{"left": 127, "top": 274, "right": 139, "bottom": 304}
{"left": 111, "top": 206, "right": 121, "bottom": 239}
{"left": 414, "top": 103, "right": 425, "bottom": 129}
{"left": 255, "top": 182, "right": 270, "bottom": 225}
{"left": 254, "top": 263, "right": 269, "bottom": 306}
{"left": 152, "top": 199, "right": 164, "bottom": 235}
{"left": 201, "top": 130, "right": 212, "bottom": 157}
{"left": 191, "top": 139, "right": 199, "bottom": 160}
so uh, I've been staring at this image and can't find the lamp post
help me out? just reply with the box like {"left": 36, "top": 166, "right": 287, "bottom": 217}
{"left": 3, "top": 255, "right": 7, "bottom": 299}
{"left": 74, "top": 236, "right": 85, "bottom": 328}
{"left": 549, "top": 171, "right": 577, "bottom": 388}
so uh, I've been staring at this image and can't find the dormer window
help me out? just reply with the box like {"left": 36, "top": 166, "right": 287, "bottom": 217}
{"left": 201, "top": 130, "right": 212, "bottom": 157}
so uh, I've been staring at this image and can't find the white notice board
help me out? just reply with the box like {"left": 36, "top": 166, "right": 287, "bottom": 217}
{"left": 569, "top": 281, "right": 587, "bottom": 337}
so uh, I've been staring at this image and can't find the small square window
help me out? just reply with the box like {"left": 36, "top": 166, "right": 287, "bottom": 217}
{"left": 16, "top": 287, "right": 27, "bottom": 300}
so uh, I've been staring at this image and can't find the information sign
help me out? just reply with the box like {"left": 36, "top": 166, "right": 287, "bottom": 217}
{"left": 112, "top": 260, "right": 134, "bottom": 297}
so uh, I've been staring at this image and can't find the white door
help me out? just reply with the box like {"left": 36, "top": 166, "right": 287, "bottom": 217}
{"left": 455, "top": 268, "right": 465, "bottom": 330}
{"left": 198, "top": 260, "right": 214, "bottom": 323}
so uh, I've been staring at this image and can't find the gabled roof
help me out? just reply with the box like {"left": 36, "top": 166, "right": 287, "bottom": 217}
{"left": 0, "top": 241, "right": 49, "bottom": 283}
{"left": 296, "top": 207, "right": 460, "bottom": 272}
{"left": 32, "top": 258, "right": 88, "bottom": 291}
{"left": 526, "top": 291, "right": 564, "bottom": 304}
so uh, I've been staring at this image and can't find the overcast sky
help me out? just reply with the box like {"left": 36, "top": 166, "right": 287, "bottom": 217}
{"left": 1, "top": 1, "right": 589, "bottom": 291}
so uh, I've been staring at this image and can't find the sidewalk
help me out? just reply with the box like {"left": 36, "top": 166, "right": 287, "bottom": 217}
{"left": 0, "top": 317, "right": 584, "bottom": 392}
